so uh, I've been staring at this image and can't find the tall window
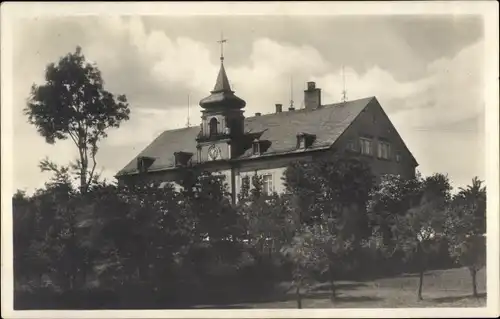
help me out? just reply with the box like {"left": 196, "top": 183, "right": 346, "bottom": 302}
{"left": 252, "top": 140, "right": 260, "bottom": 155}
{"left": 395, "top": 152, "right": 402, "bottom": 163}
{"left": 346, "top": 140, "right": 356, "bottom": 152}
{"left": 209, "top": 117, "right": 218, "bottom": 136}
{"left": 360, "top": 138, "right": 372, "bottom": 155}
{"left": 262, "top": 174, "right": 273, "bottom": 195}
{"left": 378, "top": 141, "right": 391, "bottom": 159}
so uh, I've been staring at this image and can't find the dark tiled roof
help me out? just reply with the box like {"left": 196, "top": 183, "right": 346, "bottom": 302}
{"left": 116, "top": 97, "right": 375, "bottom": 176}
{"left": 212, "top": 62, "right": 231, "bottom": 93}
{"left": 200, "top": 63, "right": 246, "bottom": 110}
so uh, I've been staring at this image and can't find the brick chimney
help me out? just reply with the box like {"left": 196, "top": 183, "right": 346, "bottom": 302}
{"left": 275, "top": 103, "right": 283, "bottom": 113}
{"left": 304, "top": 81, "right": 321, "bottom": 110}
{"left": 255, "top": 112, "right": 261, "bottom": 116}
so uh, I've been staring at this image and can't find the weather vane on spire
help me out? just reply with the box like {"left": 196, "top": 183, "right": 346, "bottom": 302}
{"left": 217, "top": 32, "right": 227, "bottom": 63}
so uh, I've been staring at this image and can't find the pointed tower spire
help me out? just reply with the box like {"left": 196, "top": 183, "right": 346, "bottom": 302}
{"left": 212, "top": 63, "right": 232, "bottom": 93}
{"left": 212, "top": 33, "right": 232, "bottom": 93}
{"left": 199, "top": 32, "right": 246, "bottom": 110}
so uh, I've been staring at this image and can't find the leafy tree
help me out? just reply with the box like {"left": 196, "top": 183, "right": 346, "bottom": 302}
{"left": 455, "top": 176, "right": 486, "bottom": 234}
{"left": 284, "top": 156, "right": 374, "bottom": 237}
{"left": 240, "top": 192, "right": 299, "bottom": 269}
{"left": 280, "top": 226, "right": 319, "bottom": 309}
{"left": 13, "top": 190, "right": 36, "bottom": 289}
{"left": 250, "top": 172, "right": 264, "bottom": 199}
{"left": 367, "top": 174, "right": 422, "bottom": 245}
{"left": 19, "top": 177, "right": 82, "bottom": 291}
{"left": 237, "top": 175, "right": 251, "bottom": 203}
{"left": 388, "top": 173, "right": 452, "bottom": 301}
{"left": 392, "top": 200, "right": 445, "bottom": 301}
{"left": 308, "top": 218, "right": 354, "bottom": 301}
{"left": 24, "top": 46, "right": 130, "bottom": 193}
{"left": 444, "top": 177, "right": 486, "bottom": 298}
{"left": 282, "top": 156, "right": 374, "bottom": 297}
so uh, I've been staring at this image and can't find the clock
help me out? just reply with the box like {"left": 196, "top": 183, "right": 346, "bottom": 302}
{"left": 208, "top": 145, "right": 221, "bottom": 160}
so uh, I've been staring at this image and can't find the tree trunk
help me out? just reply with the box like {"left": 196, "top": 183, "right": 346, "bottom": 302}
{"left": 328, "top": 264, "right": 336, "bottom": 301}
{"left": 416, "top": 242, "right": 425, "bottom": 301}
{"left": 78, "top": 144, "right": 88, "bottom": 193}
{"left": 470, "top": 267, "right": 478, "bottom": 298}
{"left": 417, "top": 269, "right": 424, "bottom": 301}
{"left": 296, "top": 285, "right": 302, "bottom": 309}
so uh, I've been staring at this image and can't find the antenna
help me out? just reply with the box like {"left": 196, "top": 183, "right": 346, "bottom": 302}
{"left": 186, "top": 93, "right": 191, "bottom": 127}
{"left": 342, "top": 65, "right": 348, "bottom": 103}
{"left": 290, "top": 76, "right": 294, "bottom": 109}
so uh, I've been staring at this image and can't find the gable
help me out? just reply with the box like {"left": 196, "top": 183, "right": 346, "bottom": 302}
{"left": 335, "top": 97, "right": 418, "bottom": 166}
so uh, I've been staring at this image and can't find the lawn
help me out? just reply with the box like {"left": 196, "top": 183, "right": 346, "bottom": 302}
{"left": 194, "top": 267, "right": 487, "bottom": 309}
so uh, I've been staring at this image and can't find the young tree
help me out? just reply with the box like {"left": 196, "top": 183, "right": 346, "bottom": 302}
{"left": 444, "top": 177, "right": 486, "bottom": 298}
{"left": 280, "top": 226, "right": 319, "bottom": 309}
{"left": 389, "top": 173, "right": 452, "bottom": 301}
{"left": 283, "top": 156, "right": 375, "bottom": 298}
{"left": 24, "top": 46, "right": 130, "bottom": 193}
{"left": 308, "top": 218, "right": 355, "bottom": 301}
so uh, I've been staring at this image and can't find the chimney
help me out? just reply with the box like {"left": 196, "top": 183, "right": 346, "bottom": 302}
{"left": 304, "top": 81, "right": 322, "bottom": 110}
{"left": 255, "top": 112, "right": 262, "bottom": 116}
{"left": 288, "top": 106, "right": 295, "bottom": 111}
{"left": 275, "top": 103, "right": 283, "bottom": 113}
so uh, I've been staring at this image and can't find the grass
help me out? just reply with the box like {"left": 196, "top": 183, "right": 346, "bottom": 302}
{"left": 193, "top": 267, "right": 487, "bottom": 309}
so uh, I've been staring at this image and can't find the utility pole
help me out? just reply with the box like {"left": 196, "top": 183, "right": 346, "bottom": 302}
{"left": 342, "top": 65, "right": 348, "bottom": 103}
{"left": 186, "top": 93, "right": 191, "bottom": 127}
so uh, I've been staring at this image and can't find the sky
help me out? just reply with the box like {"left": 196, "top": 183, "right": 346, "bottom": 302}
{"left": 10, "top": 14, "right": 486, "bottom": 194}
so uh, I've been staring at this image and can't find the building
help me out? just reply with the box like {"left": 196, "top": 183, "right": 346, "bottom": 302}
{"left": 116, "top": 54, "right": 418, "bottom": 203}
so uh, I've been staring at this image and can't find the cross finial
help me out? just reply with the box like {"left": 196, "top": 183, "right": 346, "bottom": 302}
{"left": 217, "top": 32, "right": 227, "bottom": 63}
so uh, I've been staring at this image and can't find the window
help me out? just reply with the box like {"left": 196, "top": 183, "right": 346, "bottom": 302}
{"left": 378, "top": 141, "right": 391, "bottom": 160}
{"left": 137, "top": 156, "right": 155, "bottom": 173}
{"left": 262, "top": 174, "right": 273, "bottom": 195}
{"left": 297, "top": 136, "right": 305, "bottom": 149}
{"left": 396, "top": 152, "right": 402, "bottom": 163}
{"left": 209, "top": 117, "right": 218, "bottom": 136}
{"left": 252, "top": 140, "right": 260, "bottom": 155}
{"left": 360, "top": 138, "right": 373, "bottom": 155}
{"left": 346, "top": 140, "right": 356, "bottom": 152}
{"left": 296, "top": 133, "right": 316, "bottom": 149}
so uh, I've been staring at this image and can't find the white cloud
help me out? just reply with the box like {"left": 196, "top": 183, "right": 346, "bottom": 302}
{"left": 11, "top": 17, "right": 485, "bottom": 193}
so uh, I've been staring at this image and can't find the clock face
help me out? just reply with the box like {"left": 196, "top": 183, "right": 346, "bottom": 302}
{"left": 208, "top": 145, "right": 221, "bottom": 160}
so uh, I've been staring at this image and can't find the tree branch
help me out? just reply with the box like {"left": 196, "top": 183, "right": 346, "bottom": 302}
{"left": 67, "top": 130, "right": 79, "bottom": 149}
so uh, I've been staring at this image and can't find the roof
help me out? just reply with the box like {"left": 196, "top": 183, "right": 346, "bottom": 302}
{"left": 116, "top": 96, "right": 377, "bottom": 177}
{"left": 212, "top": 62, "right": 231, "bottom": 93}
{"left": 200, "top": 62, "right": 246, "bottom": 110}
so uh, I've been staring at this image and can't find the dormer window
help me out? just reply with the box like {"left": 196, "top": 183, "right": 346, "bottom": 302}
{"left": 297, "top": 134, "right": 306, "bottom": 149}
{"left": 296, "top": 132, "right": 316, "bottom": 149}
{"left": 252, "top": 139, "right": 260, "bottom": 155}
{"left": 174, "top": 151, "right": 193, "bottom": 167}
{"left": 137, "top": 156, "right": 155, "bottom": 173}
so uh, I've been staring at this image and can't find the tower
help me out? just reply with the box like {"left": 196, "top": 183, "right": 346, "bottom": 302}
{"left": 196, "top": 34, "right": 246, "bottom": 162}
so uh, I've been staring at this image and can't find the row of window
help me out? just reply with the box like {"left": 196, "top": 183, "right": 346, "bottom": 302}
{"left": 348, "top": 138, "right": 401, "bottom": 162}
{"left": 241, "top": 173, "right": 274, "bottom": 195}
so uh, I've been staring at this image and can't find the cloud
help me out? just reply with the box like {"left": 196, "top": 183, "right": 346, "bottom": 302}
{"left": 10, "top": 16, "right": 485, "bottom": 193}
